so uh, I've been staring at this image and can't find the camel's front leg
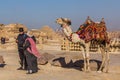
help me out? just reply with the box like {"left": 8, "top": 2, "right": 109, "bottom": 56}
{"left": 86, "top": 51, "right": 90, "bottom": 72}
{"left": 83, "top": 57, "right": 87, "bottom": 72}
{"left": 85, "top": 42, "right": 91, "bottom": 72}
{"left": 81, "top": 46, "right": 87, "bottom": 72}
{"left": 81, "top": 42, "right": 90, "bottom": 72}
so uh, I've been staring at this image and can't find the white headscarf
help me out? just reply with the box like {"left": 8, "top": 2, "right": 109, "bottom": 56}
{"left": 27, "top": 31, "right": 33, "bottom": 37}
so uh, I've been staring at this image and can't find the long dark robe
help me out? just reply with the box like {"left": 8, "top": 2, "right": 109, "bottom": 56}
{"left": 24, "top": 39, "right": 38, "bottom": 72}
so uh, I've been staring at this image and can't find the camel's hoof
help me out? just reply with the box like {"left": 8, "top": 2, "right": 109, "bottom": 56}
{"left": 87, "top": 69, "right": 91, "bottom": 72}
{"left": 86, "top": 71, "right": 90, "bottom": 72}
{"left": 97, "top": 71, "right": 102, "bottom": 73}
{"left": 81, "top": 68, "right": 86, "bottom": 72}
{"left": 81, "top": 68, "right": 84, "bottom": 71}
{"left": 105, "top": 71, "right": 109, "bottom": 73}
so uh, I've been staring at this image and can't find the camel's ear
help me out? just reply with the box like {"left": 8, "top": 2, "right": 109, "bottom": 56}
{"left": 61, "top": 17, "right": 64, "bottom": 21}
{"left": 68, "top": 20, "right": 71, "bottom": 25}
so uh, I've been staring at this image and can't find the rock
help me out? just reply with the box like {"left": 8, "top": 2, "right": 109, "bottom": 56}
{"left": 38, "top": 56, "right": 48, "bottom": 65}
{"left": 90, "top": 60, "right": 101, "bottom": 71}
{"left": 0, "top": 55, "right": 5, "bottom": 64}
{"left": 51, "top": 57, "right": 67, "bottom": 67}
{"left": 74, "top": 59, "right": 102, "bottom": 71}
{"left": 74, "top": 59, "right": 84, "bottom": 69}
{"left": 42, "top": 53, "right": 55, "bottom": 61}
{"left": 0, "top": 23, "right": 28, "bottom": 38}
{"left": 50, "top": 53, "right": 83, "bottom": 67}
{"left": 51, "top": 56, "right": 75, "bottom": 67}
{"left": 50, "top": 55, "right": 102, "bottom": 71}
{"left": 38, "top": 53, "right": 55, "bottom": 65}
{"left": 0, "top": 55, "right": 5, "bottom": 67}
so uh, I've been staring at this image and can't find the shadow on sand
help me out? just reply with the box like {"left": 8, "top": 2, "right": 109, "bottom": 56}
{"left": 0, "top": 64, "right": 6, "bottom": 68}
{"left": 52, "top": 57, "right": 102, "bottom": 71}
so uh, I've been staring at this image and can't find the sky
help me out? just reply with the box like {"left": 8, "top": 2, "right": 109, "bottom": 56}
{"left": 0, "top": 0, "right": 120, "bottom": 31}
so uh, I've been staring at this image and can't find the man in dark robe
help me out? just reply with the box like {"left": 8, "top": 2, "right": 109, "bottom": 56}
{"left": 16, "top": 28, "right": 27, "bottom": 70}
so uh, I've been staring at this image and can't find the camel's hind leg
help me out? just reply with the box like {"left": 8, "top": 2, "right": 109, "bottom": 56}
{"left": 98, "top": 46, "right": 106, "bottom": 72}
{"left": 105, "top": 51, "right": 110, "bottom": 73}
{"left": 104, "top": 45, "right": 110, "bottom": 73}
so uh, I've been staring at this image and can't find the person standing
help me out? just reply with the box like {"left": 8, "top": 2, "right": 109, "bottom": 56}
{"left": 16, "top": 28, "right": 27, "bottom": 70}
{"left": 1, "top": 37, "right": 5, "bottom": 44}
{"left": 23, "top": 32, "right": 40, "bottom": 74}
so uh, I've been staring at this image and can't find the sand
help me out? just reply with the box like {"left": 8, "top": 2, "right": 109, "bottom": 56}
{"left": 0, "top": 49, "right": 120, "bottom": 80}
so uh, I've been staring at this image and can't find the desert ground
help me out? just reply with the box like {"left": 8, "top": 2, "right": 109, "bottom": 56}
{"left": 0, "top": 49, "right": 120, "bottom": 80}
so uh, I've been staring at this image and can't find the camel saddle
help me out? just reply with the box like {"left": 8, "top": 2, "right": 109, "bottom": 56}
{"left": 76, "top": 22, "right": 109, "bottom": 43}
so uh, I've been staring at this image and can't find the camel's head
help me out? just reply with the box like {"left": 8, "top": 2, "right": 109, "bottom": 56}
{"left": 56, "top": 18, "right": 73, "bottom": 40}
{"left": 56, "top": 18, "right": 71, "bottom": 27}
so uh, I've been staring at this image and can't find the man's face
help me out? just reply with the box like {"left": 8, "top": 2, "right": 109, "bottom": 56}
{"left": 19, "top": 32, "right": 24, "bottom": 34}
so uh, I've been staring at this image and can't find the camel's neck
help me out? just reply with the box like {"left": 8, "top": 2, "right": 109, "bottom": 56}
{"left": 62, "top": 25, "right": 73, "bottom": 37}
{"left": 62, "top": 24, "right": 85, "bottom": 43}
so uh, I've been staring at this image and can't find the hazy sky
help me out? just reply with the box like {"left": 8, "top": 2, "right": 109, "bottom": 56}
{"left": 0, "top": 0, "right": 120, "bottom": 31}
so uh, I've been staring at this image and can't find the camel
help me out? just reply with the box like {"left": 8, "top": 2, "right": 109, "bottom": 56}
{"left": 55, "top": 17, "right": 110, "bottom": 73}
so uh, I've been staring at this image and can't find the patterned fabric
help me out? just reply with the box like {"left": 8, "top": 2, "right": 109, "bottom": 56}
{"left": 76, "top": 22, "right": 109, "bottom": 43}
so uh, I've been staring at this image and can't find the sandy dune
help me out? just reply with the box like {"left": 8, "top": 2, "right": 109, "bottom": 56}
{"left": 0, "top": 49, "right": 120, "bottom": 80}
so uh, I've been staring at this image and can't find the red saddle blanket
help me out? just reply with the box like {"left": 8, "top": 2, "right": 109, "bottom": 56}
{"left": 76, "top": 22, "right": 109, "bottom": 43}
